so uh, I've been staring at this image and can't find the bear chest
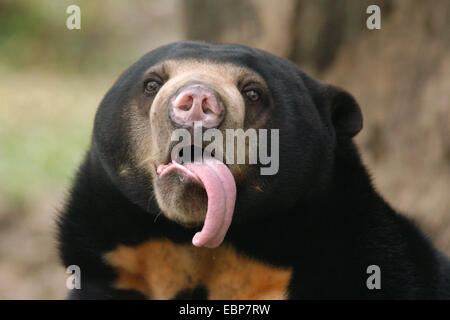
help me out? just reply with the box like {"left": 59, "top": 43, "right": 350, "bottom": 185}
{"left": 105, "top": 239, "right": 292, "bottom": 299}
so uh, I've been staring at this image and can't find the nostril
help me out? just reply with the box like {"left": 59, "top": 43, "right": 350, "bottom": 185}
{"left": 179, "top": 104, "right": 191, "bottom": 112}
{"left": 175, "top": 96, "right": 193, "bottom": 111}
{"left": 202, "top": 99, "right": 213, "bottom": 114}
{"left": 201, "top": 97, "right": 221, "bottom": 116}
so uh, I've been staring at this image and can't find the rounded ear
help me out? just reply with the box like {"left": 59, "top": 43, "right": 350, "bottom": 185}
{"left": 325, "top": 85, "right": 363, "bottom": 138}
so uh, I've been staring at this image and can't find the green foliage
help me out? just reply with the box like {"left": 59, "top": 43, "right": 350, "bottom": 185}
{"left": 0, "top": 0, "right": 140, "bottom": 73}
{"left": 0, "top": 68, "right": 110, "bottom": 204}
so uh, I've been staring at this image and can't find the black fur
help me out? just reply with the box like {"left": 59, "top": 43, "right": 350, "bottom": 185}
{"left": 58, "top": 41, "right": 450, "bottom": 299}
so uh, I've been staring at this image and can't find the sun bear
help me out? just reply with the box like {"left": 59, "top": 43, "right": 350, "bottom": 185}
{"left": 58, "top": 41, "right": 450, "bottom": 299}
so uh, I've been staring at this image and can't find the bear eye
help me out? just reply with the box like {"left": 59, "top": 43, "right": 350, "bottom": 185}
{"left": 244, "top": 89, "right": 260, "bottom": 102}
{"left": 144, "top": 80, "right": 162, "bottom": 95}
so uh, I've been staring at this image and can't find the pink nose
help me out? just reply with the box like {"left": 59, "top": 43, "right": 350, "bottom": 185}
{"left": 169, "top": 84, "right": 224, "bottom": 128}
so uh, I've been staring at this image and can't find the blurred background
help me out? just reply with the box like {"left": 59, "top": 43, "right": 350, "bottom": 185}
{"left": 0, "top": 0, "right": 448, "bottom": 299}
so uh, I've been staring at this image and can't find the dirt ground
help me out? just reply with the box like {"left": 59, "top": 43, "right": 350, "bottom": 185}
{"left": 0, "top": 193, "right": 66, "bottom": 299}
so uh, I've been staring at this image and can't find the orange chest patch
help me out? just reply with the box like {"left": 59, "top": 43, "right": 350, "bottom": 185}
{"left": 104, "top": 239, "right": 292, "bottom": 300}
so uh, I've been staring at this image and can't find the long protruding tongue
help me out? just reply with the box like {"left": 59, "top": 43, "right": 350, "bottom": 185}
{"left": 157, "top": 158, "right": 236, "bottom": 248}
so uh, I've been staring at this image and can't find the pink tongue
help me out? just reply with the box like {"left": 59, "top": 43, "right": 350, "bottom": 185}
{"left": 157, "top": 158, "right": 236, "bottom": 248}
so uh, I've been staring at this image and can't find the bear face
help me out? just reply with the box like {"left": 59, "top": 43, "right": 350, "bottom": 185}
{"left": 90, "top": 41, "right": 362, "bottom": 248}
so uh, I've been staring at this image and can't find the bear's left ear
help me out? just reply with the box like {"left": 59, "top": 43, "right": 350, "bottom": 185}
{"left": 322, "top": 85, "right": 363, "bottom": 138}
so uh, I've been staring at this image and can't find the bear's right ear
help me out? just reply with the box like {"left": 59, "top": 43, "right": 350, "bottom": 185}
{"left": 322, "top": 85, "right": 363, "bottom": 138}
